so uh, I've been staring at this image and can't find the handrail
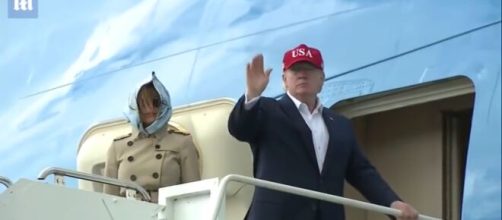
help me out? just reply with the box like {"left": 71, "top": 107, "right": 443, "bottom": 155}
{"left": 209, "top": 174, "right": 441, "bottom": 220}
{"left": 0, "top": 176, "right": 13, "bottom": 188}
{"left": 37, "top": 167, "right": 151, "bottom": 202}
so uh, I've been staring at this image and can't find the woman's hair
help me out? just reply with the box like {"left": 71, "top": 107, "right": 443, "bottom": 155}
{"left": 128, "top": 72, "right": 172, "bottom": 134}
{"left": 137, "top": 83, "right": 160, "bottom": 112}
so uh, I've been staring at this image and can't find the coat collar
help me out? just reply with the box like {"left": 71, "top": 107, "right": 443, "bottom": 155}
{"left": 286, "top": 91, "right": 323, "bottom": 115}
{"left": 278, "top": 95, "right": 320, "bottom": 173}
{"left": 133, "top": 123, "right": 169, "bottom": 141}
{"left": 320, "top": 109, "right": 336, "bottom": 176}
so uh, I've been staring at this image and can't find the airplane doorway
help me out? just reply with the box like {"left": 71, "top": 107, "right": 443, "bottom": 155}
{"left": 442, "top": 109, "right": 471, "bottom": 220}
{"left": 332, "top": 77, "right": 474, "bottom": 220}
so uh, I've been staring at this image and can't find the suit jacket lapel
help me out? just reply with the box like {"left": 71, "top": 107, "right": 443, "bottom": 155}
{"left": 321, "top": 108, "right": 336, "bottom": 176}
{"left": 278, "top": 95, "right": 319, "bottom": 173}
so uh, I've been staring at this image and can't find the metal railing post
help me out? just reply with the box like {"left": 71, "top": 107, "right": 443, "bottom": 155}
{"left": 37, "top": 167, "right": 151, "bottom": 201}
{"left": 0, "top": 176, "right": 13, "bottom": 188}
{"left": 209, "top": 174, "right": 441, "bottom": 220}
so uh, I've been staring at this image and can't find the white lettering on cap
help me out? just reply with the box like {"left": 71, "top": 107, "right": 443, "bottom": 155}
{"left": 291, "top": 48, "right": 313, "bottom": 58}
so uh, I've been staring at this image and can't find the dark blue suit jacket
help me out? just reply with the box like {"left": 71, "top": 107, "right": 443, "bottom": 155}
{"left": 228, "top": 95, "right": 400, "bottom": 220}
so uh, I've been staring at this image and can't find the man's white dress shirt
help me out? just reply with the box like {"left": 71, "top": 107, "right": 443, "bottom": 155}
{"left": 245, "top": 92, "right": 329, "bottom": 172}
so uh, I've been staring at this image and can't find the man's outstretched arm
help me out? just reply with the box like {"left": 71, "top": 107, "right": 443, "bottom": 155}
{"left": 228, "top": 54, "right": 272, "bottom": 142}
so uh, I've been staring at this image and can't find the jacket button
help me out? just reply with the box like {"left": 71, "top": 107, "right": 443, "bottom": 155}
{"left": 156, "top": 154, "right": 162, "bottom": 159}
{"left": 130, "top": 175, "right": 137, "bottom": 181}
{"left": 155, "top": 144, "right": 160, "bottom": 149}
{"left": 127, "top": 156, "right": 134, "bottom": 162}
{"left": 152, "top": 172, "right": 159, "bottom": 179}
{"left": 127, "top": 141, "right": 133, "bottom": 146}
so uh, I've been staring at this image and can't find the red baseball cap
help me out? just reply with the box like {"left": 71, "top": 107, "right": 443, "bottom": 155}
{"left": 282, "top": 44, "right": 324, "bottom": 71}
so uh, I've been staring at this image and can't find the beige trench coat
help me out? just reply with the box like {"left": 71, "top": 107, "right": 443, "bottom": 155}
{"left": 104, "top": 125, "right": 200, "bottom": 202}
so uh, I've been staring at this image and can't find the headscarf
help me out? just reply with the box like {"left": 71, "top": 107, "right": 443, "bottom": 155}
{"left": 127, "top": 72, "right": 172, "bottom": 135}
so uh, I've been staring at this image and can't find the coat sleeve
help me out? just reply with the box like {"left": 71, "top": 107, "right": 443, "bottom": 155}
{"left": 343, "top": 118, "right": 401, "bottom": 207}
{"left": 227, "top": 95, "right": 264, "bottom": 143}
{"left": 103, "top": 143, "right": 121, "bottom": 196}
{"left": 180, "top": 136, "right": 201, "bottom": 183}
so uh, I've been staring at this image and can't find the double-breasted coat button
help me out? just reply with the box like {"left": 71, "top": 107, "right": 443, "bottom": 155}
{"left": 127, "top": 156, "right": 134, "bottom": 162}
{"left": 127, "top": 141, "right": 133, "bottom": 146}
{"left": 155, "top": 144, "right": 160, "bottom": 149}
{"left": 155, "top": 154, "right": 162, "bottom": 159}
{"left": 152, "top": 172, "right": 159, "bottom": 179}
{"left": 130, "top": 175, "right": 137, "bottom": 181}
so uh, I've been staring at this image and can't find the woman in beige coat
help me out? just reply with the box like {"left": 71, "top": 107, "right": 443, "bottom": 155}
{"left": 104, "top": 72, "right": 200, "bottom": 203}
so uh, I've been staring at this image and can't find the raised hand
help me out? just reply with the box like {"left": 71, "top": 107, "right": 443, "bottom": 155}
{"left": 246, "top": 54, "right": 272, "bottom": 100}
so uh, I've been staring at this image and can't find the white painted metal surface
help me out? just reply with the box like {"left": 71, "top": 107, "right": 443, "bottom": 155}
{"left": 0, "top": 179, "right": 162, "bottom": 220}
{"left": 1, "top": 174, "right": 443, "bottom": 220}
{"left": 158, "top": 178, "right": 220, "bottom": 220}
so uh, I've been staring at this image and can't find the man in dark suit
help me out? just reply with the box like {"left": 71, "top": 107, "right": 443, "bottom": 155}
{"left": 228, "top": 44, "right": 418, "bottom": 220}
